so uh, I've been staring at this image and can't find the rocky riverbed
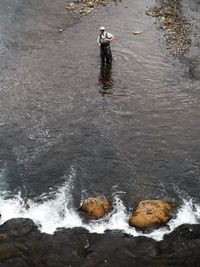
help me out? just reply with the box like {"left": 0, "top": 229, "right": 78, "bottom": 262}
{"left": 66, "top": 0, "right": 121, "bottom": 15}
{"left": 146, "top": 0, "right": 191, "bottom": 57}
{"left": 0, "top": 218, "right": 199, "bottom": 267}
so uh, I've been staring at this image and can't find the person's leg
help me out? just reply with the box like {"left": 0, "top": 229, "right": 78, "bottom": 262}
{"left": 100, "top": 47, "right": 105, "bottom": 65}
{"left": 106, "top": 46, "right": 112, "bottom": 64}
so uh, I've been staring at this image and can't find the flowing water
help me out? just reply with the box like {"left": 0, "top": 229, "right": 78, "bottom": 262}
{"left": 0, "top": 0, "right": 200, "bottom": 240}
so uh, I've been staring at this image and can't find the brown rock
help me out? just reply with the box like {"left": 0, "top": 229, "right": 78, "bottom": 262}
{"left": 66, "top": 3, "right": 77, "bottom": 11}
{"left": 87, "top": 1, "right": 95, "bottom": 8}
{"left": 129, "top": 199, "right": 174, "bottom": 229}
{"left": 81, "top": 197, "right": 112, "bottom": 219}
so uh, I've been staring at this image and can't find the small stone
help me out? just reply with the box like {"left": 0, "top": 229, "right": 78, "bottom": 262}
{"left": 55, "top": 40, "right": 64, "bottom": 43}
{"left": 133, "top": 31, "right": 143, "bottom": 35}
{"left": 87, "top": 1, "right": 95, "bottom": 8}
{"left": 66, "top": 3, "right": 77, "bottom": 11}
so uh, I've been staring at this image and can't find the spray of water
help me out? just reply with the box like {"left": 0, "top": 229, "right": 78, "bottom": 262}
{"left": 0, "top": 171, "right": 199, "bottom": 240}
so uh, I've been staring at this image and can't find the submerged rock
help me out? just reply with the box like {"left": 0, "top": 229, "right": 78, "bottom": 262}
{"left": 80, "top": 6, "right": 94, "bottom": 15}
{"left": 67, "top": 0, "right": 121, "bottom": 15}
{"left": 129, "top": 199, "right": 174, "bottom": 229}
{"left": 87, "top": 1, "right": 95, "bottom": 8}
{"left": 189, "top": 62, "right": 200, "bottom": 80}
{"left": 80, "top": 197, "right": 112, "bottom": 219}
{"left": 66, "top": 2, "right": 77, "bottom": 11}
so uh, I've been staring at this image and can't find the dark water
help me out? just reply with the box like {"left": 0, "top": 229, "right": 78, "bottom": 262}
{"left": 0, "top": 0, "right": 200, "bottom": 232}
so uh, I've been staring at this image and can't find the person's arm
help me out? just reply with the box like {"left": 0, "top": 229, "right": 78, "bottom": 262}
{"left": 108, "top": 32, "right": 115, "bottom": 43}
{"left": 109, "top": 35, "right": 115, "bottom": 42}
{"left": 97, "top": 36, "right": 101, "bottom": 46}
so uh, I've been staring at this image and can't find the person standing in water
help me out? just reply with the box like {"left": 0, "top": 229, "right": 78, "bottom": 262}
{"left": 97, "top": 27, "right": 115, "bottom": 65}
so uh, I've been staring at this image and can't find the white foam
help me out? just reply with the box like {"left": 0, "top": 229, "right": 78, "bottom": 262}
{"left": 0, "top": 169, "right": 83, "bottom": 233}
{"left": 0, "top": 175, "right": 199, "bottom": 240}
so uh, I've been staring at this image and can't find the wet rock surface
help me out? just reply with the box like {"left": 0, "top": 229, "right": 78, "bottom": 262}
{"left": 80, "top": 197, "right": 112, "bottom": 219}
{"left": 0, "top": 219, "right": 200, "bottom": 266}
{"left": 129, "top": 199, "right": 174, "bottom": 229}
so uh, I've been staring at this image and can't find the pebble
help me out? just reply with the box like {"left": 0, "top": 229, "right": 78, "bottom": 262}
{"left": 133, "top": 31, "right": 143, "bottom": 35}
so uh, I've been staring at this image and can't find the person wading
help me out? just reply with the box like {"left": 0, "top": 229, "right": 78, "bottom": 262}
{"left": 97, "top": 27, "right": 115, "bottom": 65}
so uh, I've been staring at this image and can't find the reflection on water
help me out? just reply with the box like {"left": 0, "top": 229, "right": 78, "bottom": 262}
{"left": 1, "top": 0, "right": 200, "bottom": 208}
{"left": 98, "top": 63, "right": 113, "bottom": 95}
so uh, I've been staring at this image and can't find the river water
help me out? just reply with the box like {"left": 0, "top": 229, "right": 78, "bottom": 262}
{"left": 0, "top": 0, "right": 200, "bottom": 240}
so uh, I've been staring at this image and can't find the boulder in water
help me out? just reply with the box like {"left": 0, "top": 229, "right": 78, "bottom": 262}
{"left": 189, "top": 63, "right": 200, "bottom": 80}
{"left": 129, "top": 199, "right": 174, "bottom": 229}
{"left": 80, "top": 197, "right": 112, "bottom": 219}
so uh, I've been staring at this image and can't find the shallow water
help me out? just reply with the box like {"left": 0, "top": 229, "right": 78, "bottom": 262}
{"left": 0, "top": 0, "right": 200, "bottom": 239}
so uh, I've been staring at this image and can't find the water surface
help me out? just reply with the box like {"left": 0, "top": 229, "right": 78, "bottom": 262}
{"left": 0, "top": 0, "right": 200, "bottom": 239}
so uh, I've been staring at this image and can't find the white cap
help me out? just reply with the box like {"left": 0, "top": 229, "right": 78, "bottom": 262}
{"left": 100, "top": 26, "right": 105, "bottom": 31}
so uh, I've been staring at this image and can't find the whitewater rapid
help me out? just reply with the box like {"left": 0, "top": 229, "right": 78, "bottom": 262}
{"left": 0, "top": 169, "right": 199, "bottom": 241}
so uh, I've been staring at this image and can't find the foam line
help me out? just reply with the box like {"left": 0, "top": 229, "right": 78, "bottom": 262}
{"left": 0, "top": 171, "right": 199, "bottom": 240}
